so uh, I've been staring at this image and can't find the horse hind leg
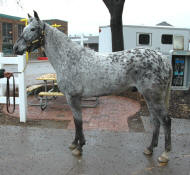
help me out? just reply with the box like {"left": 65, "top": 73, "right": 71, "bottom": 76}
{"left": 158, "top": 113, "right": 171, "bottom": 163}
{"left": 142, "top": 88, "right": 171, "bottom": 163}
{"left": 65, "top": 94, "right": 86, "bottom": 156}
{"left": 143, "top": 116, "right": 160, "bottom": 156}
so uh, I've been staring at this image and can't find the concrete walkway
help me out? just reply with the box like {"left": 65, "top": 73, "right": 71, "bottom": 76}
{"left": 0, "top": 124, "right": 189, "bottom": 175}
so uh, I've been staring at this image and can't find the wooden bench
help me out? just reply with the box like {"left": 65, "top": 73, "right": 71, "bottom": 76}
{"left": 38, "top": 91, "right": 64, "bottom": 110}
{"left": 27, "top": 84, "right": 43, "bottom": 95}
{"left": 38, "top": 91, "right": 100, "bottom": 110}
{"left": 38, "top": 91, "right": 64, "bottom": 96}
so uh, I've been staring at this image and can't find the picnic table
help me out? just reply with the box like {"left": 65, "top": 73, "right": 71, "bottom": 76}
{"left": 35, "top": 73, "right": 63, "bottom": 110}
{"left": 35, "top": 73, "right": 99, "bottom": 110}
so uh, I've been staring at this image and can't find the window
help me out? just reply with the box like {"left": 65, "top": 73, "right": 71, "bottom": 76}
{"left": 2, "top": 23, "right": 13, "bottom": 44}
{"left": 173, "top": 35, "right": 184, "bottom": 50}
{"left": 18, "top": 24, "right": 25, "bottom": 37}
{"left": 137, "top": 33, "right": 151, "bottom": 45}
{"left": 161, "top": 34, "right": 173, "bottom": 44}
{"left": 2, "top": 23, "right": 13, "bottom": 55}
{"left": 2, "top": 44, "right": 13, "bottom": 55}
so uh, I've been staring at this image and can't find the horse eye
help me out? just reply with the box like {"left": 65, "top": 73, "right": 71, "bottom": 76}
{"left": 31, "top": 28, "right": 35, "bottom": 31}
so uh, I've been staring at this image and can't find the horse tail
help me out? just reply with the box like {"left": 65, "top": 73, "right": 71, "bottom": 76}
{"left": 165, "top": 69, "right": 172, "bottom": 110}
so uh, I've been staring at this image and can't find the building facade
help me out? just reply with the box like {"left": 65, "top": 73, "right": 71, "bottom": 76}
{"left": 0, "top": 14, "right": 68, "bottom": 56}
{"left": 0, "top": 14, "right": 24, "bottom": 55}
{"left": 44, "top": 19, "right": 68, "bottom": 35}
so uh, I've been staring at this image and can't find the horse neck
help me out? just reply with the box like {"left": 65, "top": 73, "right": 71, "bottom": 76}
{"left": 43, "top": 24, "right": 82, "bottom": 71}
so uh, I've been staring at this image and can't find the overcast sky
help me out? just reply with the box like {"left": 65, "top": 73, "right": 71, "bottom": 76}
{"left": 0, "top": 0, "right": 190, "bottom": 35}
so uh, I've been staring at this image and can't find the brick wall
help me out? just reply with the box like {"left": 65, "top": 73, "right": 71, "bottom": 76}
{"left": 44, "top": 19, "right": 68, "bottom": 35}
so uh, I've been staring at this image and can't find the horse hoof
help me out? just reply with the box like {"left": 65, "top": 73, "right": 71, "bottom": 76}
{"left": 72, "top": 148, "right": 82, "bottom": 157}
{"left": 158, "top": 156, "right": 169, "bottom": 163}
{"left": 69, "top": 143, "right": 78, "bottom": 150}
{"left": 143, "top": 148, "right": 153, "bottom": 156}
{"left": 158, "top": 152, "right": 169, "bottom": 163}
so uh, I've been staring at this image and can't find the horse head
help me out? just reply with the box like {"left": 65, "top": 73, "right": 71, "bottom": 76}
{"left": 13, "top": 11, "right": 45, "bottom": 55}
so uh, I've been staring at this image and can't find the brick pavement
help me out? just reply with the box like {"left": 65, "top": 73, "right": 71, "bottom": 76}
{"left": 3, "top": 95, "right": 140, "bottom": 131}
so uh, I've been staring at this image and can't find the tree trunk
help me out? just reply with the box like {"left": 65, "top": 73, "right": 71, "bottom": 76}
{"left": 103, "top": 0, "right": 125, "bottom": 52}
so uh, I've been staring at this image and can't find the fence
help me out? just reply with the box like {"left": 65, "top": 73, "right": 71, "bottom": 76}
{"left": 0, "top": 53, "right": 27, "bottom": 122}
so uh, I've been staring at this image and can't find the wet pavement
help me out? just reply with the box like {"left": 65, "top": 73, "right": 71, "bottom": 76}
{"left": 0, "top": 125, "right": 189, "bottom": 175}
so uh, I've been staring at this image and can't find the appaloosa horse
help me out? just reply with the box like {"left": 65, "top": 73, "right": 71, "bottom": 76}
{"left": 13, "top": 11, "right": 173, "bottom": 163}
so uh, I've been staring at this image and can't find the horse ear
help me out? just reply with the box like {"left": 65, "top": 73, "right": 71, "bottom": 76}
{"left": 33, "top": 10, "right": 40, "bottom": 21}
{"left": 27, "top": 13, "right": 33, "bottom": 23}
{"left": 28, "top": 13, "right": 32, "bottom": 19}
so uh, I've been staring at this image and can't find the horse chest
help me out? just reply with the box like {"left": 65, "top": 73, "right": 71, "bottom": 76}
{"left": 56, "top": 71, "right": 83, "bottom": 96}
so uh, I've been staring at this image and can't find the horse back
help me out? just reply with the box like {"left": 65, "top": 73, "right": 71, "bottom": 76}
{"left": 78, "top": 48, "right": 172, "bottom": 97}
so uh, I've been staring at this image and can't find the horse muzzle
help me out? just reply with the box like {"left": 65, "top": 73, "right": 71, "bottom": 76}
{"left": 13, "top": 45, "right": 24, "bottom": 55}
{"left": 13, "top": 41, "right": 28, "bottom": 55}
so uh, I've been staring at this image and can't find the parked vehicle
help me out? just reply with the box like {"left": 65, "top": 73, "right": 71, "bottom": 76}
{"left": 99, "top": 24, "right": 190, "bottom": 56}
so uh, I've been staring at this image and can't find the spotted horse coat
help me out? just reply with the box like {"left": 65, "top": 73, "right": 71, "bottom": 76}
{"left": 13, "top": 11, "right": 173, "bottom": 164}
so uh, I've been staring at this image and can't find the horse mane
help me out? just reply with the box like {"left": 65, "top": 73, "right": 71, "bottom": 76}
{"left": 44, "top": 22, "right": 97, "bottom": 57}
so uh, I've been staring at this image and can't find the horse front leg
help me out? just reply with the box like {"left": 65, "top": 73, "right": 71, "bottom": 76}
{"left": 66, "top": 94, "right": 86, "bottom": 156}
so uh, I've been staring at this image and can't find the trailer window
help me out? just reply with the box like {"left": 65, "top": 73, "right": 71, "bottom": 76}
{"left": 161, "top": 34, "right": 173, "bottom": 44}
{"left": 173, "top": 36, "right": 184, "bottom": 50}
{"left": 137, "top": 33, "right": 151, "bottom": 46}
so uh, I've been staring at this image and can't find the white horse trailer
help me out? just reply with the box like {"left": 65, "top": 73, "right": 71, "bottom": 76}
{"left": 99, "top": 25, "right": 190, "bottom": 56}
{"left": 99, "top": 25, "right": 190, "bottom": 90}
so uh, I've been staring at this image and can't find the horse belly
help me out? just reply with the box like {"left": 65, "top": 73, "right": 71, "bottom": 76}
{"left": 82, "top": 75, "right": 130, "bottom": 97}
